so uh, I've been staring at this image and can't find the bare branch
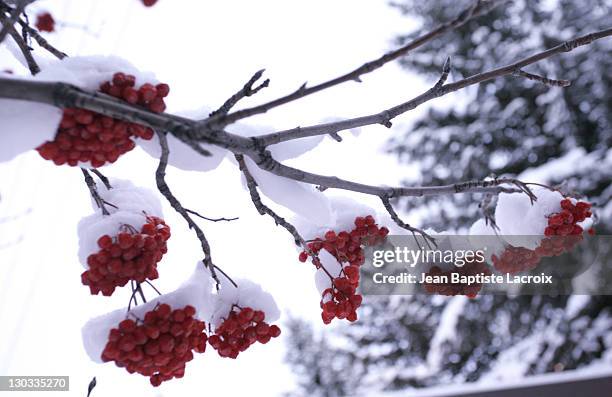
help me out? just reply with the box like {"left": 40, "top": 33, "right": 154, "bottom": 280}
{"left": 184, "top": 208, "right": 239, "bottom": 223}
{"left": 154, "top": 130, "right": 222, "bottom": 288}
{"left": 1, "top": 16, "right": 39, "bottom": 74}
{"left": 90, "top": 168, "right": 112, "bottom": 190}
{"left": 81, "top": 168, "right": 111, "bottom": 215}
{"left": 257, "top": 28, "right": 612, "bottom": 145}
{"left": 235, "top": 153, "right": 306, "bottom": 247}
{"left": 203, "top": 0, "right": 506, "bottom": 126}
{"left": 0, "top": 0, "right": 25, "bottom": 44}
{"left": 209, "top": 69, "right": 269, "bottom": 118}
{"left": 513, "top": 68, "right": 570, "bottom": 87}
{"left": 380, "top": 196, "right": 436, "bottom": 248}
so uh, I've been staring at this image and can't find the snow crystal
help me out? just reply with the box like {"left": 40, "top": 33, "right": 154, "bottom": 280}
{"left": 82, "top": 263, "right": 214, "bottom": 363}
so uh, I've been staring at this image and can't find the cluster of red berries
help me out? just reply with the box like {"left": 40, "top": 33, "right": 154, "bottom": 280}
{"left": 491, "top": 246, "right": 541, "bottom": 274}
{"left": 35, "top": 12, "right": 55, "bottom": 32}
{"left": 493, "top": 198, "right": 593, "bottom": 274}
{"left": 37, "top": 72, "right": 169, "bottom": 167}
{"left": 208, "top": 307, "right": 281, "bottom": 359}
{"left": 102, "top": 304, "right": 207, "bottom": 387}
{"left": 424, "top": 260, "right": 491, "bottom": 298}
{"left": 141, "top": 0, "right": 159, "bottom": 6}
{"left": 299, "top": 215, "right": 389, "bottom": 324}
{"left": 544, "top": 199, "right": 592, "bottom": 236}
{"left": 81, "top": 216, "right": 171, "bottom": 296}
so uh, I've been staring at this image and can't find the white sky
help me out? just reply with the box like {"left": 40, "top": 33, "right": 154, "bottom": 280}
{"left": 0, "top": 0, "right": 454, "bottom": 395}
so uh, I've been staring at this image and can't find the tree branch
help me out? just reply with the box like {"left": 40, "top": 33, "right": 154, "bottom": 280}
{"left": 209, "top": 69, "right": 269, "bottom": 118}
{"left": 154, "top": 130, "right": 222, "bottom": 288}
{"left": 257, "top": 28, "right": 612, "bottom": 145}
{"left": 0, "top": 0, "right": 25, "bottom": 45}
{"left": 202, "top": 0, "right": 506, "bottom": 127}
{"left": 235, "top": 154, "right": 306, "bottom": 247}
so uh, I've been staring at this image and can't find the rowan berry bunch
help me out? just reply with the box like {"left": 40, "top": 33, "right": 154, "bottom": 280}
{"left": 423, "top": 260, "right": 491, "bottom": 298}
{"left": 35, "top": 12, "right": 55, "bottom": 32}
{"left": 299, "top": 215, "right": 389, "bottom": 324}
{"left": 81, "top": 216, "right": 171, "bottom": 296}
{"left": 101, "top": 304, "right": 207, "bottom": 387}
{"left": 208, "top": 306, "right": 281, "bottom": 359}
{"left": 544, "top": 198, "right": 592, "bottom": 237}
{"left": 492, "top": 246, "right": 541, "bottom": 274}
{"left": 37, "top": 72, "right": 170, "bottom": 167}
{"left": 493, "top": 198, "right": 593, "bottom": 274}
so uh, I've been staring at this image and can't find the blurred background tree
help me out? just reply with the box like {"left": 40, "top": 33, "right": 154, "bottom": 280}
{"left": 285, "top": 1, "right": 612, "bottom": 395}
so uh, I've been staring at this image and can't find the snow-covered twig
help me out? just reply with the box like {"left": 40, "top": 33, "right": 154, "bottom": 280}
{"left": 154, "top": 130, "right": 222, "bottom": 288}
{"left": 202, "top": 0, "right": 505, "bottom": 127}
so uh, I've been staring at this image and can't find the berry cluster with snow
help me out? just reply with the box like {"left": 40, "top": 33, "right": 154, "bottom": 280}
{"left": 81, "top": 215, "right": 170, "bottom": 296}
{"left": 77, "top": 178, "right": 171, "bottom": 295}
{"left": 481, "top": 189, "right": 594, "bottom": 276}
{"left": 37, "top": 71, "right": 169, "bottom": 167}
{"left": 208, "top": 306, "right": 281, "bottom": 359}
{"left": 300, "top": 215, "right": 389, "bottom": 324}
{"left": 83, "top": 263, "right": 282, "bottom": 386}
{"left": 101, "top": 304, "right": 206, "bottom": 386}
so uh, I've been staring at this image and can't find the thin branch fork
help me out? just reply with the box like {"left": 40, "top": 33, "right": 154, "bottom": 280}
{"left": 202, "top": 0, "right": 505, "bottom": 127}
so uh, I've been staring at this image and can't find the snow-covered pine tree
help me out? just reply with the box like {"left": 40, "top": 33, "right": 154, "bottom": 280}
{"left": 389, "top": 0, "right": 611, "bottom": 231}
{"left": 285, "top": 1, "right": 612, "bottom": 394}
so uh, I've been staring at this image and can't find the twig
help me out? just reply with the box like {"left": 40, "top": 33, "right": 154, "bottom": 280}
{"left": 235, "top": 154, "right": 337, "bottom": 282}
{"left": 380, "top": 196, "right": 436, "bottom": 248}
{"left": 235, "top": 154, "right": 306, "bottom": 247}
{"left": 81, "top": 168, "right": 110, "bottom": 215}
{"left": 4, "top": 23, "right": 39, "bottom": 74}
{"left": 0, "top": 0, "right": 25, "bottom": 45}
{"left": 143, "top": 280, "right": 162, "bottom": 296}
{"left": 0, "top": 1, "right": 67, "bottom": 59}
{"left": 154, "top": 130, "right": 222, "bottom": 288}
{"left": 86, "top": 377, "right": 96, "bottom": 397}
{"left": 209, "top": 69, "right": 270, "bottom": 118}
{"left": 184, "top": 208, "right": 238, "bottom": 222}
{"left": 202, "top": 0, "right": 506, "bottom": 126}
{"left": 90, "top": 168, "right": 112, "bottom": 190}
{"left": 513, "top": 69, "right": 570, "bottom": 87}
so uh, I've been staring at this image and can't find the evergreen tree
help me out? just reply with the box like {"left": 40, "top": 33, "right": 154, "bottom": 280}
{"left": 285, "top": 1, "right": 612, "bottom": 394}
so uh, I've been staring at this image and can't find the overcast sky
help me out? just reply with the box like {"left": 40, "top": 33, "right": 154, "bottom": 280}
{"left": 0, "top": 1, "right": 448, "bottom": 395}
